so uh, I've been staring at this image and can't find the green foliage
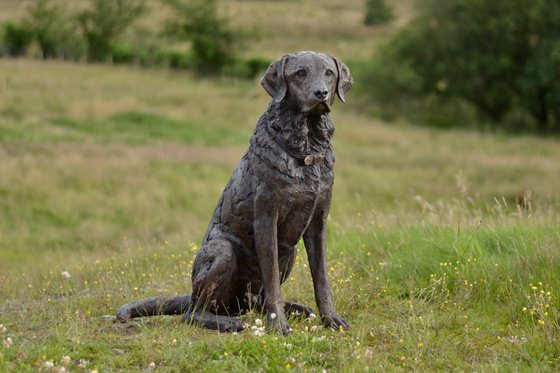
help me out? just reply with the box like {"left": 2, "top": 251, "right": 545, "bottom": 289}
{"left": 0, "top": 0, "right": 258, "bottom": 78}
{"left": 0, "top": 22, "right": 34, "bottom": 57}
{"left": 0, "top": 111, "right": 247, "bottom": 146}
{"left": 223, "top": 56, "right": 271, "bottom": 79}
{"left": 51, "top": 111, "right": 248, "bottom": 146}
{"left": 164, "top": 0, "right": 244, "bottom": 74}
{"left": 0, "top": 0, "right": 83, "bottom": 59}
{"left": 364, "top": 0, "right": 394, "bottom": 26}
{"left": 517, "top": 3, "right": 560, "bottom": 131}
{"left": 24, "top": 0, "right": 83, "bottom": 59}
{"left": 364, "top": 0, "right": 560, "bottom": 132}
{"left": 77, "top": 0, "right": 145, "bottom": 62}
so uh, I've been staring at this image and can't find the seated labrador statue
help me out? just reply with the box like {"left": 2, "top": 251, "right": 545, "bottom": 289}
{"left": 117, "top": 51, "right": 353, "bottom": 335}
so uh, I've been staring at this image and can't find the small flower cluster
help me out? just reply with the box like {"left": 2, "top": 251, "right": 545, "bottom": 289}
{"left": 1, "top": 324, "right": 12, "bottom": 349}
{"left": 523, "top": 282, "right": 558, "bottom": 331}
{"left": 251, "top": 318, "right": 265, "bottom": 337}
{"left": 41, "top": 355, "right": 72, "bottom": 372}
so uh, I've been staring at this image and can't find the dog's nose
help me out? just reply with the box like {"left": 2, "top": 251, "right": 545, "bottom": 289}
{"left": 314, "top": 89, "right": 328, "bottom": 100}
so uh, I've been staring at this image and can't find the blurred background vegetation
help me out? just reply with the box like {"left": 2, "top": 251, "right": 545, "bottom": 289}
{"left": 2, "top": 0, "right": 559, "bottom": 132}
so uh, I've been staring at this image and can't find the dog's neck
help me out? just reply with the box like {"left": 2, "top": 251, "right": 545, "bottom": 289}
{"left": 265, "top": 101, "right": 334, "bottom": 164}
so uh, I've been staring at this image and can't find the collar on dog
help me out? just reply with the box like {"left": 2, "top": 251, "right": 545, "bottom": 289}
{"left": 267, "top": 126, "right": 325, "bottom": 166}
{"left": 304, "top": 153, "right": 324, "bottom": 166}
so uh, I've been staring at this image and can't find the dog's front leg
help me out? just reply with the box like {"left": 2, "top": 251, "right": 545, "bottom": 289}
{"left": 254, "top": 192, "right": 291, "bottom": 335}
{"left": 303, "top": 200, "right": 350, "bottom": 331}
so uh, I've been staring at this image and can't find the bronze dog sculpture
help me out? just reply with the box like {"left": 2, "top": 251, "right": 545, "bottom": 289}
{"left": 117, "top": 51, "right": 353, "bottom": 334}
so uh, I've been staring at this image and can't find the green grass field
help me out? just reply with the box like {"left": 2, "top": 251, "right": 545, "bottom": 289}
{"left": 1, "top": 1, "right": 560, "bottom": 372}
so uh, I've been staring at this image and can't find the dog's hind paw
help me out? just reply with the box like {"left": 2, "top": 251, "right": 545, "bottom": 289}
{"left": 115, "top": 306, "right": 132, "bottom": 323}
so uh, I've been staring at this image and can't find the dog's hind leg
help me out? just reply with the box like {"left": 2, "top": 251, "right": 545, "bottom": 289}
{"left": 116, "top": 294, "right": 192, "bottom": 322}
{"left": 184, "top": 307, "right": 244, "bottom": 332}
{"left": 186, "top": 237, "right": 244, "bottom": 332}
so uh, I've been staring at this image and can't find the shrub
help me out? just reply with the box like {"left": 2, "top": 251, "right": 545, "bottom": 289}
{"left": 77, "top": 0, "right": 145, "bottom": 62}
{"left": 364, "top": 0, "right": 394, "bottom": 26}
{"left": 164, "top": 0, "right": 245, "bottom": 75}
{"left": 110, "top": 42, "right": 136, "bottom": 64}
{"left": 1, "top": 22, "right": 34, "bottom": 57}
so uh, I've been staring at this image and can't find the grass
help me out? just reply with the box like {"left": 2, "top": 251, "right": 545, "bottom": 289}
{"left": 1, "top": 60, "right": 559, "bottom": 373}
{"left": 1, "top": 0, "right": 560, "bottom": 371}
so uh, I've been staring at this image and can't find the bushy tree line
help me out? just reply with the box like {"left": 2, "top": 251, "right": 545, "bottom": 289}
{"left": 0, "top": 0, "right": 268, "bottom": 77}
{"left": 363, "top": 0, "right": 560, "bottom": 132}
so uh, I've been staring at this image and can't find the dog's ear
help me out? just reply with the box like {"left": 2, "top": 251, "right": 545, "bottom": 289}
{"left": 332, "top": 56, "right": 353, "bottom": 103}
{"left": 261, "top": 56, "right": 288, "bottom": 103}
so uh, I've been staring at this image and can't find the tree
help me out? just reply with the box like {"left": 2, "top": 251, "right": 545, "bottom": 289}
{"left": 2, "top": 0, "right": 82, "bottom": 59}
{"left": 364, "top": 0, "right": 560, "bottom": 131}
{"left": 164, "top": 0, "right": 243, "bottom": 74}
{"left": 25, "top": 0, "right": 69, "bottom": 58}
{"left": 78, "top": 0, "right": 145, "bottom": 62}
{"left": 364, "top": 0, "right": 394, "bottom": 26}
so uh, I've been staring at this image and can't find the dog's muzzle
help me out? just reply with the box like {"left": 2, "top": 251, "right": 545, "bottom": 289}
{"left": 304, "top": 100, "right": 331, "bottom": 115}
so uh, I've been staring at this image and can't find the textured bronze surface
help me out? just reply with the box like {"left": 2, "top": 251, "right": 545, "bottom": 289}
{"left": 117, "top": 51, "right": 353, "bottom": 334}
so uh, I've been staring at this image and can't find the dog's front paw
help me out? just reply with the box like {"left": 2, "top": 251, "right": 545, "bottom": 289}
{"left": 267, "top": 313, "right": 293, "bottom": 336}
{"left": 322, "top": 314, "right": 350, "bottom": 331}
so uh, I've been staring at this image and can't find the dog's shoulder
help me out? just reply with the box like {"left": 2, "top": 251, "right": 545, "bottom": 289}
{"left": 248, "top": 121, "right": 293, "bottom": 179}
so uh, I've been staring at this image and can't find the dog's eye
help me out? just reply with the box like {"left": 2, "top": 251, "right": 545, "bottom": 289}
{"left": 325, "top": 69, "right": 334, "bottom": 77}
{"left": 296, "top": 69, "right": 307, "bottom": 77}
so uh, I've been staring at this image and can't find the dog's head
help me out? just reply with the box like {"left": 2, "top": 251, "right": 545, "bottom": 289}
{"left": 261, "top": 51, "right": 353, "bottom": 115}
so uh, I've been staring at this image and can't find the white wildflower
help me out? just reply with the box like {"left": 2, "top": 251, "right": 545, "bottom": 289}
{"left": 61, "top": 271, "right": 71, "bottom": 279}
{"left": 254, "top": 318, "right": 263, "bottom": 327}
{"left": 44, "top": 360, "right": 54, "bottom": 368}
{"left": 312, "top": 336, "right": 326, "bottom": 343}
{"left": 57, "top": 368, "right": 68, "bottom": 373}
{"left": 270, "top": 313, "right": 277, "bottom": 320}
{"left": 61, "top": 355, "right": 71, "bottom": 365}
{"left": 148, "top": 362, "right": 156, "bottom": 370}
{"left": 78, "top": 359, "right": 89, "bottom": 368}
{"left": 309, "top": 313, "right": 317, "bottom": 320}
{"left": 3, "top": 337, "right": 13, "bottom": 348}
{"left": 0, "top": 324, "right": 6, "bottom": 333}
{"left": 253, "top": 326, "right": 265, "bottom": 337}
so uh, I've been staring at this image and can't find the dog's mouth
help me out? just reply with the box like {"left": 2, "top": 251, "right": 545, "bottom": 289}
{"left": 303, "top": 101, "right": 331, "bottom": 115}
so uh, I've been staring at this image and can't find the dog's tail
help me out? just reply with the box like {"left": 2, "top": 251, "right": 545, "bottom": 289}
{"left": 116, "top": 294, "right": 192, "bottom": 322}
